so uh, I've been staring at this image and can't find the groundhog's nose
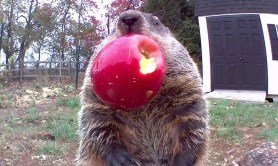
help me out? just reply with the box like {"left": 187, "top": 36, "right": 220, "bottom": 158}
{"left": 121, "top": 15, "right": 138, "bottom": 26}
{"left": 119, "top": 10, "right": 141, "bottom": 25}
{"left": 118, "top": 10, "right": 142, "bottom": 34}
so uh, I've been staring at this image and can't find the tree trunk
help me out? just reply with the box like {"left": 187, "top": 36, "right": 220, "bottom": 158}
{"left": 6, "top": 0, "right": 15, "bottom": 70}
{"left": 107, "top": 14, "right": 110, "bottom": 35}
{"left": 36, "top": 44, "right": 42, "bottom": 68}
{"left": 18, "top": 0, "right": 37, "bottom": 85}
{"left": 0, "top": 23, "right": 4, "bottom": 58}
{"left": 38, "top": 46, "right": 41, "bottom": 61}
{"left": 19, "top": 41, "right": 25, "bottom": 85}
{"left": 60, "top": 3, "right": 71, "bottom": 62}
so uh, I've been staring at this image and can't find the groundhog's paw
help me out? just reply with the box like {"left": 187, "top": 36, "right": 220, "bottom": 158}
{"left": 106, "top": 148, "right": 140, "bottom": 166}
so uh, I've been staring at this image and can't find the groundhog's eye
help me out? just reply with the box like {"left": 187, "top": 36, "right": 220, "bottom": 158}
{"left": 153, "top": 17, "right": 160, "bottom": 26}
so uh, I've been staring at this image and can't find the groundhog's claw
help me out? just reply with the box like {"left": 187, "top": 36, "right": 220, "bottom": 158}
{"left": 106, "top": 147, "right": 140, "bottom": 166}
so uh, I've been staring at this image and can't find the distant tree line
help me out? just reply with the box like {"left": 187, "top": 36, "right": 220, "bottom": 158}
{"left": 0, "top": 0, "right": 101, "bottom": 70}
{"left": 142, "top": 0, "right": 200, "bottom": 57}
{"left": 0, "top": 0, "right": 201, "bottom": 71}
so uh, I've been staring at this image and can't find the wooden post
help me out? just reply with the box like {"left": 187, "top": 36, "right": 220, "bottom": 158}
{"left": 59, "top": 59, "right": 62, "bottom": 82}
{"left": 75, "top": 0, "right": 82, "bottom": 89}
{"left": 68, "top": 59, "right": 71, "bottom": 77}
{"left": 0, "top": 23, "right": 4, "bottom": 60}
{"left": 19, "top": 57, "right": 23, "bottom": 85}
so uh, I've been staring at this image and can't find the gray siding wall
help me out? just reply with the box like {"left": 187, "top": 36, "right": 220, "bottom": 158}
{"left": 195, "top": 0, "right": 278, "bottom": 16}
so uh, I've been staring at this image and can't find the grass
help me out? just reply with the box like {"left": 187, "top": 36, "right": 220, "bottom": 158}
{"left": 0, "top": 93, "right": 15, "bottom": 108}
{"left": 57, "top": 96, "right": 80, "bottom": 109}
{"left": 0, "top": 83, "right": 81, "bottom": 165}
{"left": 0, "top": 83, "right": 3, "bottom": 90}
{"left": 32, "top": 96, "right": 80, "bottom": 162}
{"left": 9, "top": 116, "right": 22, "bottom": 124}
{"left": 1, "top": 81, "right": 277, "bottom": 165}
{"left": 25, "top": 107, "right": 40, "bottom": 123}
{"left": 61, "top": 85, "right": 76, "bottom": 93}
{"left": 45, "top": 96, "right": 80, "bottom": 141}
{"left": 216, "top": 127, "right": 242, "bottom": 140}
{"left": 46, "top": 117, "right": 78, "bottom": 141}
{"left": 37, "top": 96, "right": 80, "bottom": 159}
{"left": 39, "top": 141, "right": 63, "bottom": 155}
{"left": 210, "top": 99, "right": 278, "bottom": 142}
{"left": 0, "top": 87, "right": 26, "bottom": 108}
{"left": 258, "top": 126, "right": 278, "bottom": 142}
{"left": 33, "top": 82, "right": 43, "bottom": 91}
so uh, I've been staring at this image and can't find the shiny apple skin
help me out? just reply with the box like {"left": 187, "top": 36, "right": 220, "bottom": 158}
{"left": 90, "top": 34, "right": 166, "bottom": 110}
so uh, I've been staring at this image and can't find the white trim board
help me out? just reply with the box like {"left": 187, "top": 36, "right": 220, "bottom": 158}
{"left": 260, "top": 13, "right": 278, "bottom": 95}
{"left": 206, "top": 90, "right": 266, "bottom": 103}
{"left": 199, "top": 16, "right": 211, "bottom": 93}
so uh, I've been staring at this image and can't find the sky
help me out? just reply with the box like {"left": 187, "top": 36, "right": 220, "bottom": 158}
{"left": 95, "top": 0, "right": 113, "bottom": 20}
{"left": 0, "top": 0, "right": 114, "bottom": 65}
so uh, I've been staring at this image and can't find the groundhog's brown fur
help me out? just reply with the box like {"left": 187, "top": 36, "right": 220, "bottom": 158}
{"left": 76, "top": 10, "right": 209, "bottom": 166}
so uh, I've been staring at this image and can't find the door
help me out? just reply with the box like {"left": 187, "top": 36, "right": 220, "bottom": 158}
{"left": 207, "top": 14, "right": 267, "bottom": 90}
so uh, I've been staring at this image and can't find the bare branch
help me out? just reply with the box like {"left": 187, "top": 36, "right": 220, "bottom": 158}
{"left": 16, "top": 15, "right": 28, "bottom": 22}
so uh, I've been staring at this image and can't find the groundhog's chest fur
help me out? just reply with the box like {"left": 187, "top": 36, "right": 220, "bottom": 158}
{"left": 110, "top": 85, "right": 207, "bottom": 165}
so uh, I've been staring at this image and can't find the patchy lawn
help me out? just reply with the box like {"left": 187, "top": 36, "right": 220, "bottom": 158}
{"left": 208, "top": 99, "right": 278, "bottom": 165}
{"left": 0, "top": 82, "right": 277, "bottom": 165}
{"left": 0, "top": 82, "right": 79, "bottom": 165}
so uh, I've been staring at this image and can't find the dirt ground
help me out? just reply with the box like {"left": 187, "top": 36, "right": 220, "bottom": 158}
{"left": 0, "top": 82, "right": 79, "bottom": 166}
{"left": 0, "top": 82, "right": 276, "bottom": 166}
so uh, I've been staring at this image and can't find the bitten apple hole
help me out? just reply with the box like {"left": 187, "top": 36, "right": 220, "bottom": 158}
{"left": 139, "top": 56, "right": 157, "bottom": 74}
{"left": 141, "top": 48, "right": 150, "bottom": 58}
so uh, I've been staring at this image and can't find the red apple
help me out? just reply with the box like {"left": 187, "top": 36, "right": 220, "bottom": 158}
{"left": 90, "top": 34, "right": 166, "bottom": 110}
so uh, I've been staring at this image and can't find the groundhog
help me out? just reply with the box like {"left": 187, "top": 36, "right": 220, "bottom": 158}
{"left": 76, "top": 10, "right": 209, "bottom": 166}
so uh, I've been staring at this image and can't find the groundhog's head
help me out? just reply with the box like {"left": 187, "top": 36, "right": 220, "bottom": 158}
{"left": 116, "top": 10, "right": 199, "bottom": 86}
{"left": 115, "top": 10, "right": 179, "bottom": 59}
{"left": 88, "top": 10, "right": 200, "bottom": 103}
{"left": 116, "top": 10, "right": 172, "bottom": 40}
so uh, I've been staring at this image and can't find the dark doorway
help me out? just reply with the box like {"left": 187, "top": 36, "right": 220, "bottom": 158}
{"left": 207, "top": 14, "right": 267, "bottom": 90}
